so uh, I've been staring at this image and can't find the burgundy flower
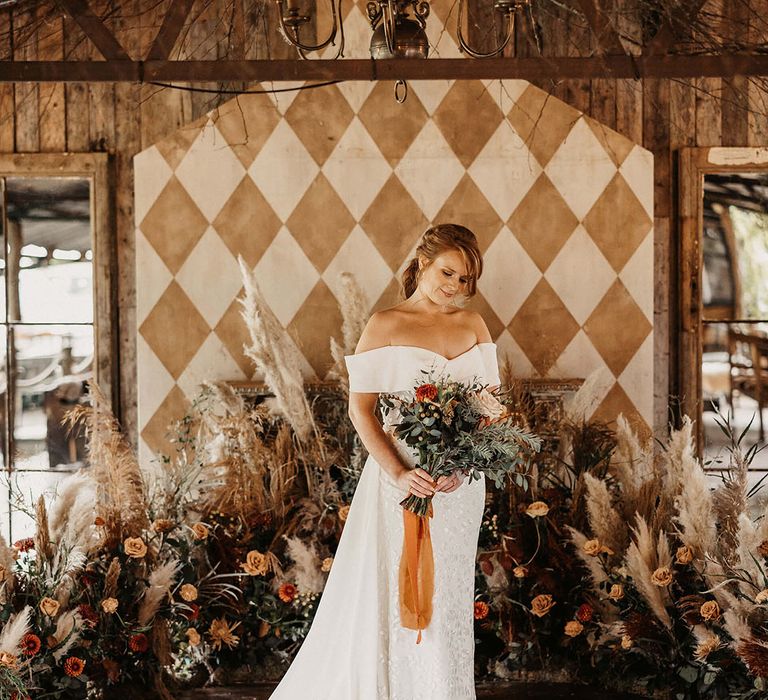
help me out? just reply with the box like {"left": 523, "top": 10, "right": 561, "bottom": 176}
{"left": 576, "top": 603, "right": 594, "bottom": 623}
{"left": 415, "top": 384, "right": 438, "bottom": 402}
{"left": 78, "top": 603, "right": 99, "bottom": 627}
{"left": 13, "top": 538, "right": 34, "bottom": 552}
{"left": 129, "top": 633, "right": 149, "bottom": 653}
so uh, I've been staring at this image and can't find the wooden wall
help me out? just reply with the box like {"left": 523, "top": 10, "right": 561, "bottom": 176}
{"left": 1, "top": 0, "right": 766, "bottom": 443}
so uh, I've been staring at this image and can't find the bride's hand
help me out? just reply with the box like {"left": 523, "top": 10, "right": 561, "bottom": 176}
{"left": 435, "top": 470, "right": 462, "bottom": 494}
{"left": 395, "top": 467, "right": 436, "bottom": 498}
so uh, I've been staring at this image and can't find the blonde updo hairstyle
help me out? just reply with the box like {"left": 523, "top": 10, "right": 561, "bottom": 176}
{"left": 401, "top": 224, "right": 483, "bottom": 300}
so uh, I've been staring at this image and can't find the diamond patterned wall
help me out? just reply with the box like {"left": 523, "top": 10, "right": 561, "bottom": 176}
{"left": 134, "top": 23, "right": 654, "bottom": 464}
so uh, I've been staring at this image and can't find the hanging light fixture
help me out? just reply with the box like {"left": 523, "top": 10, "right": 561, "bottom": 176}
{"left": 368, "top": 0, "right": 431, "bottom": 59}
{"left": 457, "top": 0, "right": 529, "bottom": 58}
{"left": 275, "top": 0, "right": 346, "bottom": 59}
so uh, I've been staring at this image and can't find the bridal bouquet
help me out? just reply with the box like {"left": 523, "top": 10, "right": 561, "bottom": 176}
{"left": 381, "top": 376, "right": 542, "bottom": 517}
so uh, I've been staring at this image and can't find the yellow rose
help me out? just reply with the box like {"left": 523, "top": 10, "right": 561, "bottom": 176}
{"left": 186, "top": 628, "right": 201, "bottom": 646}
{"left": 700, "top": 600, "right": 720, "bottom": 621}
{"left": 675, "top": 545, "right": 693, "bottom": 565}
{"left": 530, "top": 594, "right": 555, "bottom": 618}
{"left": 513, "top": 565, "right": 528, "bottom": 579}
{"left": 651, "top": 566, "right": 673, "bottom": 587}
{"left": 755, "top": 589, "right": 768, "bottom": 604}
{"left": 321, "top": 557, "right": 334, "bottom": 573}
{"left": 564, "top": 620, "right": 583, "bottom": 637}
{"left": 583, "top": 539, "right": 601, "bottom": 557}
{"left": 191, "top": 523, "right": 209, "bottom": 540}
{"left": 525, "top": 501, "right": 549, "bottom": 519}
{"left": 621, "top": 634, "right": 633, "bottom": 650}
{"left": 608, "top": 583, "right": 624, "bottom": 601}
{"left": 338, "top": 506, "right": 350, "bottom": 522}
{"left": 123, "top": 537, "right": 147, "bottom": 558}
{"left": 180, "top": 584, "right": 198, "bottom": 602}
{"left": 100, "top": 597, "right": 118, "bottom": 614}
{"left": 240, "top": 550, "right": 269, "bottom": 576}
{"left": 39, "top": 596, "right": 60, "bottom": 617}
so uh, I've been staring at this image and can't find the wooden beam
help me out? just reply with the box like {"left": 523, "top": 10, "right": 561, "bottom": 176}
{"left": 57, "top": 0, "right": 130, "bottom": 61}
{"left": 1, "top": 54, "right": 768, "bottom": 83}
{"left": 573, "top": 0, "right": 625, "bottom": 55}
{"left": 646, "top": 0, "right": 709, "bottom": 55}
{"left": 146, "top": 0, "right": 196, "bottom": 62}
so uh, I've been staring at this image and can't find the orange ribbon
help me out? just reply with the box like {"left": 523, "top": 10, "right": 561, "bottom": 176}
{"left": 399, "top": 503, "right": 434, "bottom": 644}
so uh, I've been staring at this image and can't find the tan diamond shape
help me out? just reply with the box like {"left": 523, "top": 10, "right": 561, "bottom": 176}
{"left": 508, "top": 174, "right": 579, "bottom": 272}
{"left": 358, "top": 82, "right": 429, "bottom": 167}
{"left": 583, "top": 116, "right": 635, "bottom": 168}
{"left": 506, "top": 85, "right": 580, "bottom": 168}
{"left": 428, "top": 0, "right": 458, "bottom": 31}
{"left": 155, "top": 117, "right": 206, "bottom": 170}
{"left": 465, "top": 290, "right": 505, "bottom": 341}
{"left": 434, "top": 174, "right": 502, "bottom": 254}
{"left": 583, "top": 280, "right": 651, "bottom": 377}
{"left": 141, "top": 385, "right": 190, "bottom": 457}
{"left": 139, "top": 281, "right": 210, "bottom": 380}
{"left": 288, "top": 280, "right": 343, "bottom": 379}
{"left": 373, "top": 277, "right": 404, "bottom": 312}
{"left": 284, "top": 84, "right": 355, "bottom": 167}
{"left": 433, "top": 81, "right": 504, "bottom": 168}
{"left": 213, "top": 176, "right": 282, "bottom": 268}
{"left": 591, "top": 382, "right": 651, "bottom": 438}
{"left": 212, "top": 93, "right": 281, "bottom": 169}
{"left": 360, "top": 174, "right": 429, "bottom": 272}
{"left": 287, "top": 173, "right": 356, "bottom": 272}
{"left": 140, "top": 176, "right": 209, "bottom": 274}
{"left": 508, "top": 278, "right": 580, "bottom": 376}
{"left": 214, "top": 292, "right": 254, "bottom": 378}
{"left": 583, "top": 173, "right": 652, "bottom": 272}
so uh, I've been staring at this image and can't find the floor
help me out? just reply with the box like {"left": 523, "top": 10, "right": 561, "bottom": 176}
{"left": 178, "top": 683, "right": 644, "bottom": 699}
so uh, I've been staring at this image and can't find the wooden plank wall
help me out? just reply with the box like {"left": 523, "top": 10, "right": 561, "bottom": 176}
{"left": 0, "top": 0, "right": 765, "bottom": 442}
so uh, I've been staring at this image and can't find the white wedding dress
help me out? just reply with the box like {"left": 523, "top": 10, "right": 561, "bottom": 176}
{"left": 269, "top": 343, "right": 500, "bottom": 700}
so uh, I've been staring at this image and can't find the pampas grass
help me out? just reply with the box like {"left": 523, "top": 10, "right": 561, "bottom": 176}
{"left": 48, "top": 472, "right": 98, "bottom": 552}
{"left": 238, "top": 256, "right": 316, "bottom": 442}
{"left": 51, "top": 609, "right": 83, "bottom": 662}
{"left": 583, "top": 473, "right": 627, "bottom": 556}
{"left": 328, "top": 272, "right": 368, "bottom": 392}
{"left": 138, "top": 559, "right": 181, "bottom": 626}
{"left": 625, "top": 515, "right": 672, "bottom": 629}
{"left": 283, "top": 536, "right": 324, "bottom": 594}
{"left": 0, "top": 605, "right": 31, "bottom": 654}
{"left": 0, "top": 535, "right": 15, "bottom": 603}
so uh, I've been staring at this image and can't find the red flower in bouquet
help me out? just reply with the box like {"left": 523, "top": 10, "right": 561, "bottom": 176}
{"left": 576, "top": 603, "right": 594, "bottom": 623}
{"left": 64, "top": 656, "right": 86, "bottom": 677}
{"left": 415, "top": 383, "right": 438, "bottom": 402}
{"left": 13, "top": 538, "right": 34, "bottom": 552}
{"left": 20, "top": 633, "right": 41, "bottom": 656}
{"left": 474, "top": 601, "right": 490, "bottom": 620}
{"left": 128, "top": 633, "right": 149, "bottom": 653}
{"left": 278, "top": 583, "right": 298, "bottom": 603}
{"left": 79, "top": 603, "right": 99, "bottom": 627}
{"left": 184, "top": 602, "right": 200, "bottom": 621}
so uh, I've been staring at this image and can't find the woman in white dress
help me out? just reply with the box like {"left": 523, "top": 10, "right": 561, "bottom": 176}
{"left": 269, "top": 224, "right": 500, "bottom": 700}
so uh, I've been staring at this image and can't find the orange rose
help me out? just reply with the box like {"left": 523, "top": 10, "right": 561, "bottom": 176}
{"left": 675, "top": 545, "right": 693, "bottom": 564}
{"left": 191, "top": 523, "right": 209, "bottom": 540}
{"left": 474, "top": 601, "right": 490, "bottom": 620}
{"left": 100, "top": 597, "right": 118, "bottom": 614}
{"left": 513, "top": 565, "right": 528, "bottom": 579}
{"left": 39, "top": 597, "right": 60, "bottom": 617}
{"left": 608, "top": 584, "right": 625, "bottom": 601}
{"left": 180, "top": 584, "right": 198, "bottom": 602}
{"left": 123, "top": 537, "right": 147, "bottom": 558}
{"left": 651, "top": 566, "right": 673, "bottom": 587}
{"left": 565, "top": 620, "right": 583, "bottom": 637}
{"left": 240, "top": 550, "right": 269, "bottom": 576}
{"left": 338, "top": 506, "right": 350, "bottom": 522}
{"left": 700, "top": 600, "right": 720, "bottom": 621}
{"left": 530, "top": 594, "right": 555, "bottom": 618}
{"left": 525, "top": 501, "right": 549, "bottom": 518}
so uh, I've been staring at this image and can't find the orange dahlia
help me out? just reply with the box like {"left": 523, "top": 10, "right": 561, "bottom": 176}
{"left": 20, "top": 633, "right": 41, "bottom": 656}
{"left": 64, "top": 656, "right": 86, "bottom": 677}
{"left": 278, "top": 583, "right": 298, "bottom": 603}
{"left": 128, "top": 633, "right": 149, "bottom": 653}
{"left": 474, "top": 601, "right": 490, "bottom": 620}
{"left": 415, "top": 383, "right": 438, "bottom": 402}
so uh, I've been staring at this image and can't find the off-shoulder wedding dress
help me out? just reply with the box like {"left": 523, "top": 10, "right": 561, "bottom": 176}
{"left": 269, "top": 343, "right": 500, "bottom": 700}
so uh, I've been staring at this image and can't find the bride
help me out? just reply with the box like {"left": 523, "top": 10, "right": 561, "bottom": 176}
{"left": 270, "top": 224, "right": 500, "bottom": 700}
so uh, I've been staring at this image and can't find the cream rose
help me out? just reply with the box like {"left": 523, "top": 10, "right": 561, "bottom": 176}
{"left": 675, "top": 545, "right": 693, "bottom": 565}
{"left": 621, "top": 634, "right": 633, "bottom": 649}
{"left": 191, "top": 523, "right": 209, "bottom": 540}
{"left": 39, "top": 596, "right": 60, "bottom": 617}
{"left": 180, "top": 584, "right": 199, "bottom": 602}
{"left": 700, "top": 600, "right": 720, "bottom": 621}
{"left": 651, "top": 566, "right": 673, "bottom": 587}
{"left": 513, "top": 565, "right": 528, "bottom": 579}
{"left": 525, "top": 501, "right": 549, "bottom": 519}
{"left": 471, "top": 389, "right": 506, "bottom": 421}
{"left": 123, "top": 537, "right": 147, "bottom": 558}
{"left": 564, "top": 620, "right": 583, "bottom": 637}
{"left": 100, "top": 597, "right": 118, "bottom": 614}
{"left": 530, "top": 594, "right": 555, "bottom": 618}
{"left": 240, "top": 550, "right": 269, "bottom": 576}
{"left": 583, "top": 539, "right": 601, "bottom": 557}
{"left": 608, "top": 584, "right": 625, "bottom": 601}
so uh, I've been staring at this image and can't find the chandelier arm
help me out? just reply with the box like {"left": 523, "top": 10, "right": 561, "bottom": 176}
{"left": 298, "top": 0, "right": 346, "bottom": 60}
{"left": 382, "top": 0, "right": 398, "bottom": 54}
{"left": 275, "top": 0, "right": 340, "bottom": 53}
{"left": 456, "top": 0, "right": 515, "bottom": 58}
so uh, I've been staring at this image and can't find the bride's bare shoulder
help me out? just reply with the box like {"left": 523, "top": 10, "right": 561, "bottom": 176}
{"left": 354, "top": 309, "right": 399, "bottom": 353}
{"left": 459, "top": 308, "right": 493, "bottom": 343}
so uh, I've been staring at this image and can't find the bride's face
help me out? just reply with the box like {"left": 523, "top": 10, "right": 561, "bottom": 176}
{"left": 417, "top": 249, "right": 470, "bottom": 306}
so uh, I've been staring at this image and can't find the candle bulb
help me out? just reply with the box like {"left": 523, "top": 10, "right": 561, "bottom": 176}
{"left": 286, "top": 0, "right": 299, "bottom": 10}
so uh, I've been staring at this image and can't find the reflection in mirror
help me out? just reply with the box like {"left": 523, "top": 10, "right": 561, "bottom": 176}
{"left": 701, "top": 173, "right": 768, "bottom": 469}
{"left": 1, "top": 176, "right": 93, "bottom": 541}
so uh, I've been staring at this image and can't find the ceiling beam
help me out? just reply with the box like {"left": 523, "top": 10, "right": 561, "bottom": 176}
{"left": 57, "top": 0, "right": 130, "bottom": 61}
{"left": 0, "top": 54, "right": 767, "bottom": 83}
{"left": 146, "top": 0, "right": 197, "bottom": 62}
{"left": 573, "top": 0, "right": 625, "bottom": 55}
